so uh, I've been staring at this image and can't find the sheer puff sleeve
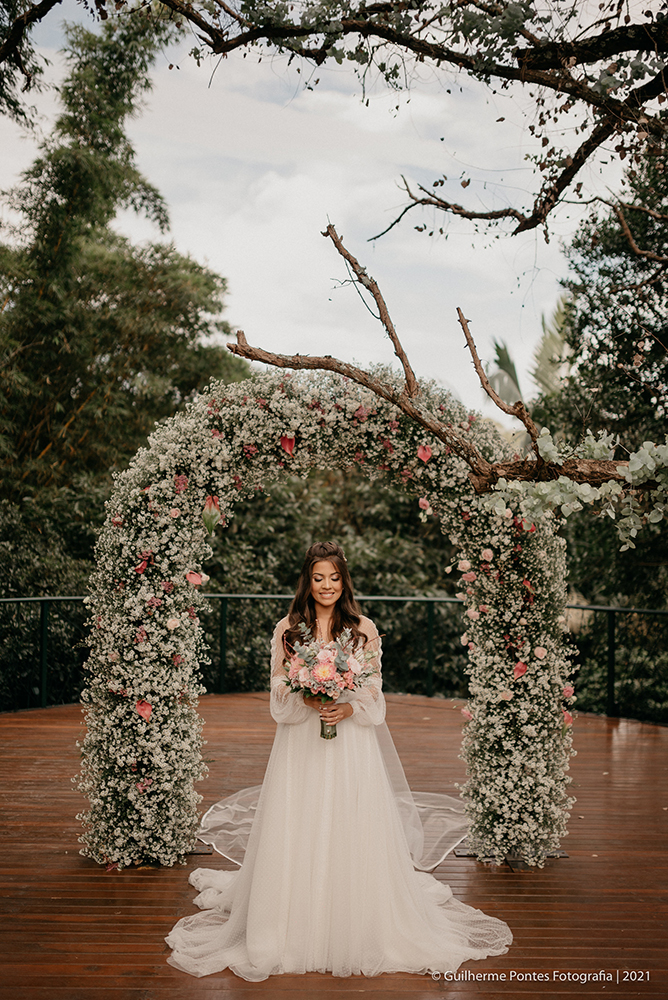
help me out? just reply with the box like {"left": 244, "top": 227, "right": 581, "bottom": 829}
{"left": 344, "top": 615, "right": 386, "bottom": 727}
{"left": 269, "top": 617, "right": 312, "bottom": 725}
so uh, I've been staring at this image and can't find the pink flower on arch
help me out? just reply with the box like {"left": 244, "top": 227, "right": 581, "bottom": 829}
{"left": 563, "top": 710, "right": 573, "bottom": 727}
{"left": 466, "top": 609, "right": 480, "bottom": 621}
{"left": 499, "top": 690, "right": 514, "bottom": 701}
{"left": 462, "top": 571, "right": 477, "bottom": 583}
{"left": 202, "top": 495, "right": 222, "bottom": 536}
{"left": 185, "top": 571, "right": 203, "bottom": 587}
{"left": 461, "top": 708, "right": 473, "bottom": 721}
{"left": 534, "top": 646, "right": 547, "bottom": 660}
{"left": 136, "top": 700, "right": 152, "bottom": 722}
{"left": 417, "top": 444, "right": 432, "bottom": 463}
{"left": 418, "top": 497, "right": 430, "bottom": 511}
{"left": 514, "top": 662, "right": 528, "bottom": 680}
{"left": 457, "top": 560, "right": 471, "bottom": 572}
{"left": 481, "top": 548, "right": 494, "bottom": 561}
{"left": 563, "top": 684, "right": 574, "bottom": 698}
{"left": 174, "top": 474, "right": 188, "bottom": 494}
{"left": 280, "top": 435, "right": 296, "bottom": 455}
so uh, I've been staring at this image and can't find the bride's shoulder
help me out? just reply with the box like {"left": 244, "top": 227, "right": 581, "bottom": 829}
{"left": 358, "top": 614, "right": 379, "bottom": 636}
{"left": 273, "top": 615, "right": 290, "bottom": 635}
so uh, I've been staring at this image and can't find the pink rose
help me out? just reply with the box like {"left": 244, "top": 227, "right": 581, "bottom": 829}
{"left": 316, "top": 648, "right": 336, "bottom": 664}
{"left": 418, "top": 497, "right": 430, "bottom": 510}
{"left": 466, "top": 609, "right": 480, "bottom": 620}
{"left": 462, "top": 571, "right": 477, "bottom": 583}
{"left": 460, "top": 633, "right": 469, "bottom": 646}
{"left": 461, "top": 708, "right": 473, "bottom": 721}
{"left": 481, "top": 548, "right": 494, "bottom": 561}
{"left": 514, "top": 662, "right": 528, "bottom": 680}
{"left": 563, "top": 684, "right": 574, "bottom": 698}
{"left": 298, "top": 667, "right": 310, "bottom": 685}
{"left": 166, "top": 618, "right": 180, "bottom": 631}
{"left": 136, "top": 700, "right": 152, "bottom": 722}
{"left": 499, "top": 690, "right": 514, "bottom": 701}
{"left": 457, "top": 560, "right": 471, "bottom": 572}
{"left": 534, "top": 646, "right": 547, "bottom": 660}
{"left": 169, "top": 509, "right": 180, "bottom": 518}
{"left": 288, "top": 656, "right": 305, "bottom": 680}
{"left": 563, "top": 710, "right": 573, "bottom": 727}
{"left": 347, "top": 655, "right": 363, "bottom": 675}
{"left": 417, "top": 444, "right": 432, "bottom": 463}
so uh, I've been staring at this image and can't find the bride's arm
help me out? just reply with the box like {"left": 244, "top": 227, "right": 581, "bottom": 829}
{"left": 269, "top": 618, "right": 312, "bottom": 725}
{"left": 347, "top": 617, "right": 386, "bottom": 727}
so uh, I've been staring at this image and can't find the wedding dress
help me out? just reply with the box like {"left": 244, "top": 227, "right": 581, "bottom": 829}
{"left": 166, "top": 616, "right": 512, "bottom": 980}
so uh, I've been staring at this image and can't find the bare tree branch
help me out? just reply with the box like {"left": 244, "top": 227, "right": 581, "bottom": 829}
{"left": 228, "top": 331, "right": 492, "bottom": 475}
{"left": 613, "top": 204, "right": 668, "bottom": 264}
{"left": 322, "top": 223, "right": 420, "bottom": 398}
{"left": 456, "top": 307, "right": 542, "bottom": 455}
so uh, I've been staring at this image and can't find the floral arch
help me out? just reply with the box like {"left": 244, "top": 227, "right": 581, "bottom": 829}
{"left": 78, "top": 368, "right": 575, "bottom": 870}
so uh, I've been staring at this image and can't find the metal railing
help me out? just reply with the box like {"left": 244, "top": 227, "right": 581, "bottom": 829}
{"left": 1, "top": 594, "right": 667, "bottom": 716}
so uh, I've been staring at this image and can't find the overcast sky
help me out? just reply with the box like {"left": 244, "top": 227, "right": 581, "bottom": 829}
{"left": 1, "top": 2, "right": 624, "bottom": 427}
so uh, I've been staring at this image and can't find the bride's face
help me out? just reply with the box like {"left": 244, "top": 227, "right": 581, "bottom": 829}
{"left": 310, "top": 560, "right": 343, "bottom": 613}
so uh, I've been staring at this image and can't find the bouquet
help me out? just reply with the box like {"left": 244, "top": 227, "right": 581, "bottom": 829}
{"left": 284, "top": 624, "right": 378, "bottom": 739}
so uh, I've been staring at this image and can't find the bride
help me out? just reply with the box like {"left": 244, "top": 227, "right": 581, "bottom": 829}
{"left": 166, "top": 541, "right": 512, "bottom": 980}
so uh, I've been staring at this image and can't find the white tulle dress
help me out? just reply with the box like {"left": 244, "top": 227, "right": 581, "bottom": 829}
{"left": 165, "top": 616, "right": 512, "bottom": 980}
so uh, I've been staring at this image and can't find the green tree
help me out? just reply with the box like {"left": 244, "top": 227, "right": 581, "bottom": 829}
{"left": 0, "top": 13, "right": 247, "bottom": 511}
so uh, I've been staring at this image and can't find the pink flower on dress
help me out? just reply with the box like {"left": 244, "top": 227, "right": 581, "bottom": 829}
{"left": 563, "top": 684, "right": 574, "bottom": 698}
{"left": 417, "top": 444, "right": 432, "bottom": 463}
{"left": 514, "top": 662, "right": 528, "bottom": 680}
{"left": 136, "top": 700, "right": 152, "bottom": 722}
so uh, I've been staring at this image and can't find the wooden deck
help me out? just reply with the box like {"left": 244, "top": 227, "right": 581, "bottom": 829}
{"left": 0, "top": 694, "right": 666, "bottom": 1000}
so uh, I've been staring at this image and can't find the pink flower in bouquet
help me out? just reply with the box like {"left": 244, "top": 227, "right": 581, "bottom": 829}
{"left": 347, "top": 654, "right": 363, "bottom": 675}
{"left": 563, "top": 684, "right": 574, "bottom": 698}
{"left": 462, "top": 571, "right": 477, "bottom": 583}
{"left": 534, "top": 646, "right": 547, "bottom": 660}
{"left": 481, "top": 548, "right": 494, "bottom": 561}
{"left": 316, "top": 647, "right": 336, "bottom": 664}
{"left": 313, "top": 660, "right": 337, "bottom": 683}
{"left": 514, "top": 662, "right": 528, "bottom": 680}
{"left": 298, "top": 666, "right": 310, "bottom": 685}
{"left": 343, "top": 670, "right": 355, "bottom": 687}
{"left": 461, "top": 708, "right": 473, "bottom": 721}
{"left": 417, "top": 444, "right": 432, "bottom": 463}
{"left": 136, "top": 700, "right": 152, "bottom": 722}
{"left": 280, "top": 435, "right": 296, "bottom": 455}
{"left": 457, "top": 560, "right": 471, "bottom": 572}
{"left": 185, "top": 571, "right": 203, "bottom": 586}
{"left": 336, "top": 674, "right": 347, "bottom": 689}
{"left": 288, "top": 656, "right": 305, "bottom": 680}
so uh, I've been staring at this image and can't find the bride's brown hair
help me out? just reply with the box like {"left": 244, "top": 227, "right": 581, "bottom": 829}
{"left": 283, "top": 541, "right": 368, "bottom": 651}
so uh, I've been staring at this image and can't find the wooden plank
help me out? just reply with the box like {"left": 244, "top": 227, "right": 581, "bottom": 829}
{"left": 0, "top": 695, "right": 667, "bottom": 998}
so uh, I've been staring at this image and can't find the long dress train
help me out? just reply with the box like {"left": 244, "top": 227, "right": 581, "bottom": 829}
{"left": 165, "top": 616, "right": 512, "bottom": 980}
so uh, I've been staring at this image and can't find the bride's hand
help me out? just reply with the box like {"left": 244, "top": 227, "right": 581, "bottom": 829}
{"left": 319, "top": 701, "right": 353, "bottom": 724}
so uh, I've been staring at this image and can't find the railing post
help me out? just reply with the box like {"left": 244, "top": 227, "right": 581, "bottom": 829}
{"left": 607, "top": 609, "right": 617, "bottom": 717}
{"left": 40, "top": 599, "right": 49, "bottom": 709}
{"left": 426, "top": 601, "right": 434, "bottom": 698}
{"left": 218, "top": 597, "right": 228, "bottom": 694}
